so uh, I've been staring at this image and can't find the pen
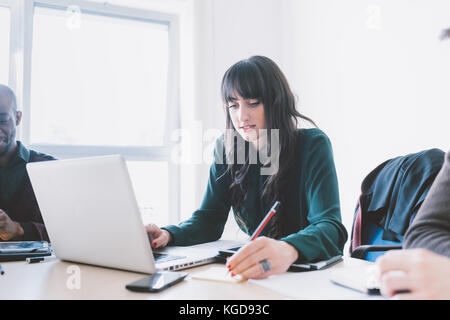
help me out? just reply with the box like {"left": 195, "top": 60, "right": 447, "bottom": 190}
{"left": 250, "top": 201, "right": 281, "bottom": 240}
{"left": 26, "top": 257, "right": 45, "bottom": 264}
{"left": 0, "top": 264, "right": 4, "bottom": 275}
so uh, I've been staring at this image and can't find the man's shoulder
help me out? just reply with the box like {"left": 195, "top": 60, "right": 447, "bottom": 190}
{"left": 28, "top": 149, "right": 57, "bottom": 163}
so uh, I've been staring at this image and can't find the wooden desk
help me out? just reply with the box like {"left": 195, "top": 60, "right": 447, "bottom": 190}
{"left": 0, "top": 256, "right": 287, "bottom": 300}
{"left": 0, "top": 255, "right": 375, "bottom": 300}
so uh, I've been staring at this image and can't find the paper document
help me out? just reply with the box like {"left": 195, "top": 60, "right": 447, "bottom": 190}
{"left": 192, "top": 266, "right": 246, "bottom": 283}
{"left": 249, "top": 259, "right": 385, "bottom": 300}
{"left": 330, "top": 265, "right": 381, "bottom": 294}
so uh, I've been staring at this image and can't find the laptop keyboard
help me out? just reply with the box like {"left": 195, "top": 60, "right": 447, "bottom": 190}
{"left": 153, "top": 252, "right": 185, "bottom": 263}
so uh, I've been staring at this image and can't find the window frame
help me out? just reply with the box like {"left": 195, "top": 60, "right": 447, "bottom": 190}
{"left": 0, "top": 0, "right": 11, "bottom": 84}
{"left": 7, "top": 0, "right": 181, "bottom": 224}
{"left": 0, "top": 1, "right": 11, "bottom": 9}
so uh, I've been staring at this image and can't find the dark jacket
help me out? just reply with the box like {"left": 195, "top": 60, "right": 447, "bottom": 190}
{"left": 351, "top": 148, "right": 445, "bottom": 251}
{"left": 1, "top": 142, "right": 56, "bottom": 241}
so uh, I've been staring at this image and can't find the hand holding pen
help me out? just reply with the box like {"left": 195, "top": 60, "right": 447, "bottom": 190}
{"left": 249, "top": 201, "right": 281, "bottom": 240}
{"left": 226, "top": 201, "right": 300, "bottom": 279}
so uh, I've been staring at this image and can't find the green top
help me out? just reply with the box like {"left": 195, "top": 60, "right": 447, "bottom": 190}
{"left": 163, "top": 128, "right": 348, "bottom": 263}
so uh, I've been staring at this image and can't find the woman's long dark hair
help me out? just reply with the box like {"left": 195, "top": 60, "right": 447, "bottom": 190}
{"left": 221, "top": 56, "right": 316, "bottom": 238}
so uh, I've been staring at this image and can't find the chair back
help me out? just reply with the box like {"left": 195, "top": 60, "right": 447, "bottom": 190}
{"left": 350, "top": 149, "right": 445, "bottom": 261}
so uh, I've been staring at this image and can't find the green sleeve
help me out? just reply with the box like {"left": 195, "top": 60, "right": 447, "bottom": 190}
{"left": 280, "top": 131, "right": 348, "bottom": 262}
{"left": 163, "top": 138, "right": 231, "bottom": 246}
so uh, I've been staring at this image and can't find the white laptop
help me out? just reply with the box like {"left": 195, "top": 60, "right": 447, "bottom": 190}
{"left": 26, "top": 155, "right": 241, "bottom": 274}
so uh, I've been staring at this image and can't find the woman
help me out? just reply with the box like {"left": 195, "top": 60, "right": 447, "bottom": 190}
{"left": 146, "top": 56, "right": 347, "bottom": 279}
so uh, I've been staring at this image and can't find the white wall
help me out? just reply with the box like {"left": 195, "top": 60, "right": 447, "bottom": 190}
{"left": 183, "top": 0, "right": 286, "bottom": 238}
{"left": 186, "top": 0, "right": 285, "bottom": 220}
{"left": 191, "top": 0, "right": 450, "bottom": 243}
{"left": 282, "top": 0, "right": 450, "bottom": 236}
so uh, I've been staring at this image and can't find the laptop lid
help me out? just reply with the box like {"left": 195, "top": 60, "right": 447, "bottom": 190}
{"left": 27, "top": 155, "right": 157, "bottom": 274}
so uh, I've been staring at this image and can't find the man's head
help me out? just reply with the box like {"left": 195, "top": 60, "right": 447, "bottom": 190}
{"left": 0, "top": 84, "right": 22, "bottom": 157}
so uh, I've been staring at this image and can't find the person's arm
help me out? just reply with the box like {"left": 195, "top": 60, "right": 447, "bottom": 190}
{"left": 18, "top": 221, "right": 49, "bottom": 241}
{"left": 403, "top": 151, "right": 450, "bottom": 257}
{"left": 227, "top": 131, "right": 347, "bottom": 279}
{"left": 6, "top": 175, "right": 50, "bottom": 242}
{"left": 377, "top": 249, "right": 450, "bottom": 299}
{"left": 0, "top": 211, "right": 48, "bottom": 242}
{"left": 0, "top": 187, "right": 50, "bottom": 242}
{"left": 280, "top": 131, "right": 348, "bottom": 262}
{"left": 161, "top": 137, "right": 232, "bottom": 246}
{"left": 0, "top": 209, "right": 24, "bottom": 240}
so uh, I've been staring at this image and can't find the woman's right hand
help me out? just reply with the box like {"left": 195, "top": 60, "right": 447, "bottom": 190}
{"left": 145, "top": 223, "right": 171, "bottom": 248}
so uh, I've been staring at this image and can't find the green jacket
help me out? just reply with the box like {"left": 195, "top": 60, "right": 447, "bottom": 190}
{"left": 163, "top": 128, "right": 348, "bottom": 262}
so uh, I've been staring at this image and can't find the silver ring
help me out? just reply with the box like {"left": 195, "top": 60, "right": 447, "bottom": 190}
{"left": 259, "top": 259, "right": 272, "bottom": 273}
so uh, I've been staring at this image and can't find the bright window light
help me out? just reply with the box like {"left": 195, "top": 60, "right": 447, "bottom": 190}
{"left": 29, "top": 5, "right": 175, "bottom": 226}
{"left": 127, "top": 161, "right": 169, "bottom": 226}
{"left": 30, "top": 6, "right": 169, "bottom": 146}
{"left": 0, "top": 6, "right": 10, "bottom": 85}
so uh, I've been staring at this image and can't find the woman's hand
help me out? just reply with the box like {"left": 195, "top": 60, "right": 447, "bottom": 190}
{"left": 226, "top": 237, "right": 299, "bottom": 279}
{"left": 145, "top": 223, "right": 171, "bottom": 248}
{"left": 376, "top": 249, "right": 450, "bottom": 300}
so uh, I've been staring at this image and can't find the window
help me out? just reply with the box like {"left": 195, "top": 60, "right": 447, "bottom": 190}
{"left": 23, "top": 2, "right": 180, "bottom": 226}
{"left": 30, "top": 6, "right": 169, "bottom": 147}
{"left": 0, "top": 5, "right": 10, "bottom": 84}
{"left": 127, "top": 161, "right": 169, "bottom": 226}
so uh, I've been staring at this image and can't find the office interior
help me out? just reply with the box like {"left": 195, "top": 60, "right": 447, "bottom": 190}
{"left": 1, "top": 0, "right": 449, "bottom": 253}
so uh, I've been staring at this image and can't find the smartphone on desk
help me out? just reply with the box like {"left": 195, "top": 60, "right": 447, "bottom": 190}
{"left": 126, "top": 271, "right": 188, "bottom": 293}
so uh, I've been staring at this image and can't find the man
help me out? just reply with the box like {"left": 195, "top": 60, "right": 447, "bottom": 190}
{"left": 402, "top": 148, "right": 450, "bottom": 256}
{"left": 377, "top": 148, "right": 450, "bottom": 299}
{"left": 376, "top": 28, "right": 450, "bottom": 300}
{"left": 0, "top": 84, "right": 55, "bottom": 241}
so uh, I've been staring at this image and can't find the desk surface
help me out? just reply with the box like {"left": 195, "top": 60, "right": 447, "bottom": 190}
{"left": 0, "top": 255, "right": 376, "bottom": 300}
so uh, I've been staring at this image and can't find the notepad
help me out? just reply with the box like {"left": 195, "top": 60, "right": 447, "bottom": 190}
{"left": 192, "top": 267, "right": 246, "bottom": 283}
{"left": 330, "top": 265, "right": 381, "bottom": 294}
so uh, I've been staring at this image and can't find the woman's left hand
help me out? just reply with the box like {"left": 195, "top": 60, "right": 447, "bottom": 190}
{"left": 226, "top": 237, "right": 299, "bottom": 279}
